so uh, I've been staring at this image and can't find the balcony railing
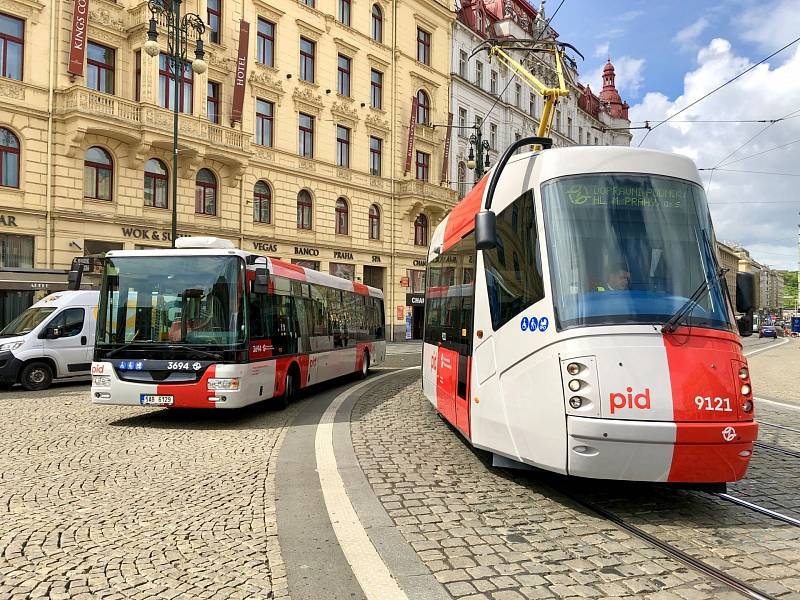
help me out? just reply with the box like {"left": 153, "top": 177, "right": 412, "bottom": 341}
{"left": 56, "top": 88, "right": 250, "bottom": 153}
{"left": 396, "top": 179, "right": 458, "bottom": 202}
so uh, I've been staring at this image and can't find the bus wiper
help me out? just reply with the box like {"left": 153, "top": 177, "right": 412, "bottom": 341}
{"left": 661, "top": 267, "right": 728, "bottom": 334}
{"left": 164, "top": 344, "right": 223, "bottom": 361}
{"left": 104, "top": 337, "right": 146, "bottom": 358}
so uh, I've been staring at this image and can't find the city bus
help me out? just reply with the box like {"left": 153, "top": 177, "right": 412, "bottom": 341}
{"left": 90, "top": 238, "right": 385, "bottom": 409}
{"left": 422, "top": 140, "right": 758, "bottom": 484}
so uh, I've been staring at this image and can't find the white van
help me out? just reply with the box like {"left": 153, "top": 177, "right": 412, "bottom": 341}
{"left": 0, "top": 290, "right": 98, "bottom": 390}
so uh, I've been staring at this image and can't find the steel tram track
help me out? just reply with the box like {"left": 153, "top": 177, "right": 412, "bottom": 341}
{"left": 548, "top": 484, "right": 780, "bottom": 600}
{"left": 758, "top": 420, "right": 800, "bottom": 435}
{"left": 712, "top": 492, "right": 800, "bottom": 527}
{"left": 754, "top": 440, "right": 800, "bottom": 459}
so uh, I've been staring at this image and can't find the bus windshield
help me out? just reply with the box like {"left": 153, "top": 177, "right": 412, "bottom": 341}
{"left": 97, "top": 255, "right": 246, "bottom": 347}
{"left": 541, "top": 173, "right": 732, "bottom": 331}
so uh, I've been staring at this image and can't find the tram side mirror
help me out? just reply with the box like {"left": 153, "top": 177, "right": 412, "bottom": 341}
{"left": 737, "top": 313, "right": 753, "bottom": 338}
{"left": 475, "top": 211, "right": 497, "bottom": 250}
{"left": 735, "top": 272, "right": 756, "bottom": 313}
{"left": 67, "top": 263, "right": 84, "bottom": 291}
{"left": 253, "top": 266, "right": 269, "bottom": 294}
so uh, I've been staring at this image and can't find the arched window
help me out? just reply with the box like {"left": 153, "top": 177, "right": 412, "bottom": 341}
{"left": 371, "top": 4, "right": 383, "bottom": 42}
{"left": 416, "top": 89, "right": 430, "bottom": 125}
{"left": 335, "top": 197, "right": 349, "bottom": 235}
{"left": 144, "top": 158, "right": 168, "bottom": 208}
{"left": 414, "top": 214, "right": 428, "bottom": 246}
{"left": 368, "top": 204, "right": 380, "bottom": 240}
{"left": 297, "top": 189, "right": 312, "bottom": 229}
{"left": 254, "top": 180, "right": 271, "bottom": 223}
{"left": 0, "top": 127, "right": 20, "bottom": 188}
{"left": 84, "top": 147, "right": 113, "bottom": 201}
{"left": 457, "top": 161, "right": 467, "bottom": 197}
{"left": 195, "top": 168, "right": 217, "bottom": 215}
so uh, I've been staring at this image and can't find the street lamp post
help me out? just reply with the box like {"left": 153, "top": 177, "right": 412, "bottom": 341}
{"left": 466, "top": 128, "right": 491, "bottom": 184}
{"left": 143, "top": 0, "right": 207, "bottom": 248}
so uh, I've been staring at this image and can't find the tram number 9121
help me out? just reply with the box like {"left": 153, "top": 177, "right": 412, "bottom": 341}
{"left": 695, "top": 396, "right": 732, "bottom": 412}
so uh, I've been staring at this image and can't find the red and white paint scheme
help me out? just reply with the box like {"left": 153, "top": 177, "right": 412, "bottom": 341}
{"left": 91, "top": 238, "right": 385, "bottom": 409}
{"left": 422, "top": 145, "right": 757, "bottom": 483}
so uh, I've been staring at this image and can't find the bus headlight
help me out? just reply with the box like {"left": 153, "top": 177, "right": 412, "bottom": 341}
{"left": 208, "top": 378, "right": 240, "bottom": 391}
{"left": 93, "top": 375, "right": 111, "bottom": 387}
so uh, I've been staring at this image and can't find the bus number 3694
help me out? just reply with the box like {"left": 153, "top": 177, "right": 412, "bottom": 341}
{"left": 694, "top": 396, "right": 732, "bottom": 412}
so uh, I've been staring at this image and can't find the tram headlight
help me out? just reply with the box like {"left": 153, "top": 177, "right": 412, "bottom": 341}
{"left": 742, "top": 400, "right": 753, "bottom": 413}
{"left": 208, "top": 378, "right": 240, "bottom": 391}
{"left": 569, "top": 396, "right": 583, "bottom": 409}
{"left": 93, "top": 375, "right": 111, "bottom": 387}
{"left": 738, "top": 367, "right": 749, "bottom": 380}
{"left": 566, "top": 362, "right": 581, "bottom": 376}
{"left": 740, "top": 383, "right": 751, "bottom": 396}
{"left": 568, "top": 379, "right": 582, "bottom": 392}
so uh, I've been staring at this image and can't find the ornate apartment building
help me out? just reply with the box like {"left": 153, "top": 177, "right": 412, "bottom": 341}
{"left": 0, "top": 0, "right": 456, "bottom": 337}
{"left": 449, "top": 0, "right": 632, "bottom": 197}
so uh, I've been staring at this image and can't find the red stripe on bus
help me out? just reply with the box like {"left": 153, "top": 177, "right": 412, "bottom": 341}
{"left": 270, "top": 260, "right": 307, "bottom": 281}
{"left": 353, "top": 282, "right": 370, "bottom": 296}
{"left": 667, "top": 421, "right": 757, "bottom": 482}
{"left": 442, "top": 174, "right": 489, "bottom": 253}
{"left": 157, "top": 364, "right": 217, "bottom": 409}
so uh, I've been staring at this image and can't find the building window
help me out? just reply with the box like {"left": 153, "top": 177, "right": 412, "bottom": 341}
{"left": 514, "top": 83, "right": 521, "bottom": 108}
{"left": 300, "top": 0, "right": 314, "bottom": 6}
{"left": 339, "top": 0, "right": 351, "bottom": 26}
{"left": 458, "top": 50, "right": 467, "bottom": 78}
{"left": 0, "top": 234, "right": 33, "bottom": 268}
{"left": 458, "top": 107, "right": 467, "bottom": 130}
{"left": 416, "top": 89, "right": 430, "bottom": 125}
{"left": 297, "top": 190, "right": 312, "bottom": 230}
{"left": 335, "top": 198, "right": 349, "bottom": 235}
{"left": 207, "top": 0, "right": 221, "bottom": 44}
{"left": 256, "top": 99, "right": 274, "bottom": 146}
{"left": 556, "top": 109, "right": 561, "bottom": 132}
{"left": 474, "top": 114, "right": 483, "bottom": 129}
{"left": 475, "top": 61, "right": 483, "bottom": 88}
{"left": 578, "top": 126, "right": 583, "bottom": 144}
{"left": 207, "top": 81, "right": 220, "bottom": 124}
{"left": 298, "top": 112, "right": 314, "bottom": 157}
{"left": 414, "top": 214, "right": 428, "bottom": 246}
{"left": 0, "top": 127, "right": 19, "bottom": 188}
{"left": 415, "top": 151, "right": 429, "bottom": 182}
{"left": 371, "top": 4, "right": 383, "bottom": 42}
{"left": 594, "top": 136, "right": 599, "bottom": 145}
{"left": 254, "top": 180, "right": 271, "bottom": 224}
{"left": 0, "top": 12, "right": 23, "bottom": 81}
{"left": 490, "top": 122, "right": 497, "bottom": 149}
{"left": 257, "top": 19, "right": 275, "bottom": 67}
{"left": 370, "top": 69, "right": 383, "bottom": 109}
{"left": 159, "top": 54, "right": 193, "bottom": 113}
{"left": 490, "top": 70, "right": 497, "bottom": 94}
{"left": 299, "top": 37, "right": 315, "bottom": 82}
{"left": 336, "top": 125, "right": 350, "bottom": 168}
{"left": 369, "top": 136, "right": 381, "bottom": 176}
{"left": 567, "top": 117, "right": 573, "bottom": 139}
{"left": 143, "top": 158, "right": 168, "bottom": 208}
{"left": 83, "top": 147, "right": 113, "bottom": 201}
{"left": 369, "top": 204, "right": 380, "bottom": 239}
{"left": 417, "top": 28, "right": 430, "bottom": 65}
{"left": 134, "top": 50, "right": 141, "bottom": 101}
{"left": 457, "top": 161, "right": 466, "bottom": 196}
{"left": 529, "top": 95, "right": 536, "bottom": 117}
{"left": 87, "top": 42, "right": 115, "bottom": 95}
{"left": 195, "top": 169, "right": 217, "bottom": 215}
{"left": 337, "top": 54, "right": 351, "bottom": 96}
{"left": 586, "top": 131, "right": 591, "bottom": 144}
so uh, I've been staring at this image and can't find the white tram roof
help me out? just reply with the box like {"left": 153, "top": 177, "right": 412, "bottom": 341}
{"left": 429, "top": 146, "right": 704, "bottom": 259}
{"left": 106, "top": 242, "right": 384, "bottom": 299}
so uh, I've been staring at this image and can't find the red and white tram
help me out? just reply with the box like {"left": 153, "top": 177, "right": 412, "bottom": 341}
{"left": 90, "top": 238, "right": 385, "bottom": 409}
{"left": 422, "top": 140, "right": 758, "bottom": 483}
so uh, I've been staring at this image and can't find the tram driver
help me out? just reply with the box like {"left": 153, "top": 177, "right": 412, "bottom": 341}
{"left": 593, "top": 260, "right": 631, "bottom": 292}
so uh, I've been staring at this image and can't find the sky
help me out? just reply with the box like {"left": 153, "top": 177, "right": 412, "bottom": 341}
{"left": 552, "top": 0, "right": 800, "bottom": 271}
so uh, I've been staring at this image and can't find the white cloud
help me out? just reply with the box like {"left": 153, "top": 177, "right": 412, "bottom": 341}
{"left": 737, "top": 0, "right": 800, "bottom": 53}
{"left": 586, "top": 56, "right": 646, "bottom": 98}
{"left": 594, "top": 42, "right": 610, "bottom": 59}
{"left": 630, "top": 39, "right": 800, "bottom": 269}
{"left": 672, "top": 17, "right": 708, "bottom": 51}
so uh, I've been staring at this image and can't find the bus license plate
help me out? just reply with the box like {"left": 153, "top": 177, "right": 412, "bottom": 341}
{"left": 140, "top": 394, "right": 174, "bottom": 406}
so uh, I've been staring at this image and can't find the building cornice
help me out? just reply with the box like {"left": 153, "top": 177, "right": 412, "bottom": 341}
{"left": 0, "top": 0, "right": 45, "bottom": 23}
{"left": 253, "top": 0, "right": 285, "bottom": 22}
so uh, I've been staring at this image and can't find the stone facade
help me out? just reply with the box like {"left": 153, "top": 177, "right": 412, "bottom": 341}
{"left": 0, "top": 0, "right": 457, "bottom": 337}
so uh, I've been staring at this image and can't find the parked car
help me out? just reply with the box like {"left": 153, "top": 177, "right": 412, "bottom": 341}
{"left": 0, "top": 291, "right": 98, "bottom": 390}
{"left": 759, "top": 324, "right": 778, "bottom": 339}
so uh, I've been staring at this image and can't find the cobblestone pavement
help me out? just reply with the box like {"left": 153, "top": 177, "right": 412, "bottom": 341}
{"left": 352, "top": 372, "right": 800, "bottom": 600}
{"left": 0, "top": 383, "right": 300, "bottom": 600}
{"left": 747, "top": 337, "right": 800, "bottom": 406}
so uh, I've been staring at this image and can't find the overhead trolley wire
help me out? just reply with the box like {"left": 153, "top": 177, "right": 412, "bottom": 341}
{"left": 637, "top": 34, "right": 800, "bottom": 147}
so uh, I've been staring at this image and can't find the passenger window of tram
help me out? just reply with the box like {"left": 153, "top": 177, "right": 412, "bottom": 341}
{"left": 484, "top": 190, "right": 544, "bottom": 330}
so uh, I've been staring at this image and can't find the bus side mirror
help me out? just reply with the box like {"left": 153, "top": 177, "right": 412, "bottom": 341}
{"left": 253, "top": 267, "right": 269, "bottom": 294}
{"left": 68, "top": 264, "right": 84, "bottom": 290}
{"left": 735, "top": 272, "right": 756, "bottom": 313}
{"left": 475, "top": 211, "right": 497, "bottom": 250}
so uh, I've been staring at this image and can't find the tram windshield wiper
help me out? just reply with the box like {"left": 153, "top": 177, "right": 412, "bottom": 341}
{"left": 661, "top": 267, "right": 728, "bottom": 334}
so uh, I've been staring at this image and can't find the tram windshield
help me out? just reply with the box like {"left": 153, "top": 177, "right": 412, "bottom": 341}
{"left": 97, "top": 255, "right": 246, "bottom": 347}
{"left": 541, "top": 173, "right": 731, "bottom": 331}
